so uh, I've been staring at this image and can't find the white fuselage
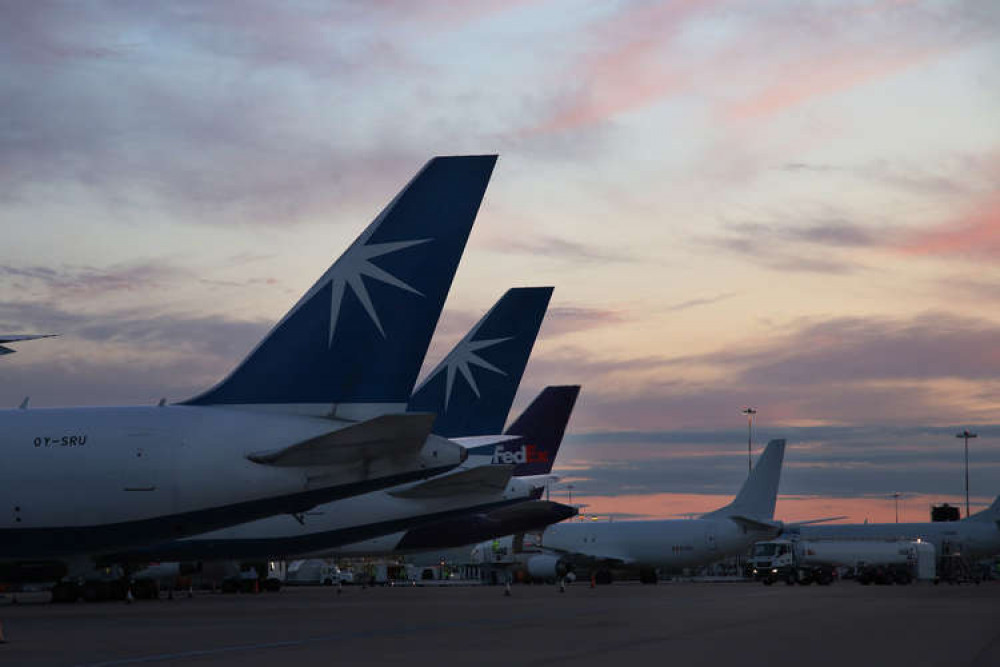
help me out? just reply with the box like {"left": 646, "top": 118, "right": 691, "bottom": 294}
{"left": 540, "top": 517, "right": 778, "bottom": 570}
{"left": 792, "top": 521, "right": 1000, "bottom": 560}
{"left": 0, "top": 405, "right": 453, "bottom": 559}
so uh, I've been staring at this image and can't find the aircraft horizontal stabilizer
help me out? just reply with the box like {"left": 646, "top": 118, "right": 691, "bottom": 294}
{"left": 389, "top": 463, "right": 515, "bottom": 498}
{"left": 788, "top": 516, "right": 848, "bottom": 526}
{"left": 728, "top": 515, "right": 781, "bottom": 533}
{"left": 247, "top": 413, "right": 437, "bottom": 467}
{"left": 450, "top": 435, "right": 522, "bottom": 449}
{"left": 517, "top": 474, "right": 561, "bottom": 487}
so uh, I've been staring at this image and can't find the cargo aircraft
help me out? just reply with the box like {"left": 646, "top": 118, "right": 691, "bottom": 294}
{"left": 484, "top": 438, "right": 787, "bottom": 584}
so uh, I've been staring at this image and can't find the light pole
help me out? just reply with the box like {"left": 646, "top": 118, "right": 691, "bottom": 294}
{"left": 741, "top": 407, "right": 757, "bottom": 475}
{"left": 566, "top": 484, "right": 575, "bottom": 508}
{"left": 956, "top": 430, "right": 977, "bottom": 518}
{"left": 891, "top": 492, "right": 900, "bottom": 524}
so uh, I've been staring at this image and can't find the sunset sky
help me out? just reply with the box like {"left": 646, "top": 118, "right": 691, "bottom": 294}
{"left": 1, "top": 0, "right": 997, "bottom": 523}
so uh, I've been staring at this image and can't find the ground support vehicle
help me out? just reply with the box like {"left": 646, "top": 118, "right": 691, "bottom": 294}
{"left": 749, "top": 538, "right": 935, "bottom": 585}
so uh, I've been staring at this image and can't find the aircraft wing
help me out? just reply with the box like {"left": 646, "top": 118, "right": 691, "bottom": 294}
{"left": 786, "top": 516, "right": 848, "bottom": 526}
{"left": 728, "top": 515, "right": 782, "bottom": 533}
{"left": 565, "top": 550, "right": 636, "bottom": 567}
{"left": 247, "top": 413, "right": 437, "bottom": 467}
{"left": 389, "top": 463, "right": 515, "bottom": 498}
{"left": 0, "top": 334, "right": 57, "bottom": 355}
{"left": 538, "top": 543, "right": 636, "bottom": 567}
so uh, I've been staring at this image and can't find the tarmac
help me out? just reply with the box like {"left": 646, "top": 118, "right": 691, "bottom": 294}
{"left": 1, "top": 581, "right": 998, "bottom": 667}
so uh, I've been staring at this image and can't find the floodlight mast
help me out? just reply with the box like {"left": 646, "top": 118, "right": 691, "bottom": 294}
{"left": 956, "top": 430, "right": 978, "bottom": 518}
{"left": 741, "top": 407, "right": 757, "bottom": 475}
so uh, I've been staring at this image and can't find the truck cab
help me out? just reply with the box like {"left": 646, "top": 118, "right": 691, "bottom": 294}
{"left": 749, "top": 540, "right": 795, "bottom": 583}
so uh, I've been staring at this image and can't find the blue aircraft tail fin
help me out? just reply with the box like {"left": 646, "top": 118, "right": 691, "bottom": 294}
{"left": 184, "top": 155, "right": 497, "bottom": 409}
{"left": 469, "top": 385, "right": 580, "bottom": 476}
{"left": 408, "top": 286, "right": 553, "bottom": 436}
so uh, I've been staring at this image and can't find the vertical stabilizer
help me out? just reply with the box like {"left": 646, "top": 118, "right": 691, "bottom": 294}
{"left": 184, "top": 155, "right": 497, "bottom": 411}
{"left": 408, "top": 286, "right": 553, "bottom": 436}
{"left": 967, "top": 495, "right": 1000, "bottom": 523}
{"left": 702, "top": 438, "right": 786, "bottom": 520}
{"left": 466, "top": 385, "right": 581, "bottom": 476}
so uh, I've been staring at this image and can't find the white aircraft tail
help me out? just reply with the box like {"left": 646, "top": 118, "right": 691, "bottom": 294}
{"left": 701, "top": 439, "right": 786, "bottom": 521}
{"left": 966, "top": 495, "right": 1000, "bottom": 523}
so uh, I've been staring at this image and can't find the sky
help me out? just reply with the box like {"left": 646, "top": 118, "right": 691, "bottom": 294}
{"left": 1, "top": 0, "right": 997, "bottom": 524}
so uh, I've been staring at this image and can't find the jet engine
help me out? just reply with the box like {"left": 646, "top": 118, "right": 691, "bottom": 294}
{"left": 525, "top": 554, "right": 571, "bottom": 580}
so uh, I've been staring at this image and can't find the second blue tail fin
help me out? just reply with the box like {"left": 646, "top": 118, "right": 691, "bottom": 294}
{"left": 408, "top": 286, "right": 553, "bottom": 437}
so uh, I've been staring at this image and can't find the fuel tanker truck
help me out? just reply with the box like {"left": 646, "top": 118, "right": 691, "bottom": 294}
{"left": 749, "top": 538, "right": 936, "bottom": 585}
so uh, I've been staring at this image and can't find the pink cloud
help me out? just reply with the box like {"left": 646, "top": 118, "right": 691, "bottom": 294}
{"left": 527, "top": 1, "right": 982, "bottom": 133}
{"left": 527, "top": 0, "right": 717, "bottom": 134}
{"left": 724, "top": 43, "right": 953, "bottom": 122}
{"left": 900, "top": 195, "right": 1000, "bottom": 259}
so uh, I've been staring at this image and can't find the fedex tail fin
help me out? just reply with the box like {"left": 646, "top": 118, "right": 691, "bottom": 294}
{"left": 408, "top": 286, "right": 553, "bottom": 436}
{"left": 702, "top": 439, "right": 786, "bottom": 521}
{"left": 468, "top": 385, "right": 580, "bottom": 476}
{"left": 966, "top": 495, "right": 1000, "bottom": 523}
{"left": 184, "top": 155, "right": 497, "bottom": 413}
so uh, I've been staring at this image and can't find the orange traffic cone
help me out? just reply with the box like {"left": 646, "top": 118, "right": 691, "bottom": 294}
{"left": 253, "top": 579, "right": 259, "bottom": 594}
{"left": 590, "top": 574, "right": 595, "bottom": 589}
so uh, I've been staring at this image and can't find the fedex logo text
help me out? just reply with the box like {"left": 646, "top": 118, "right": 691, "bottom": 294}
{"left": 492, "top": 444, "right": 550, "bottom": 465}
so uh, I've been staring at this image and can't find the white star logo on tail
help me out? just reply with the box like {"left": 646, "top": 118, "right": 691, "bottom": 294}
{"left": 326, "top": 237, "right": 431, "bottom": 344}
{"left": 421, "top": 335, "right": 513, "bottom": 411}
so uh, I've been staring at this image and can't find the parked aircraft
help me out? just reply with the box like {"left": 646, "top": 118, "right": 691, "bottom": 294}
{"left": 501, "top": 438, "right": 787, "bottom": 584}
{"left": 331, "top": 385, "right": 581, "bottom": 556}
{"left": 788, "top": 495, "right": 1000, "bottom": 560}
{"left": 0, "top": 155, "right": 495, "bottom": 572}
